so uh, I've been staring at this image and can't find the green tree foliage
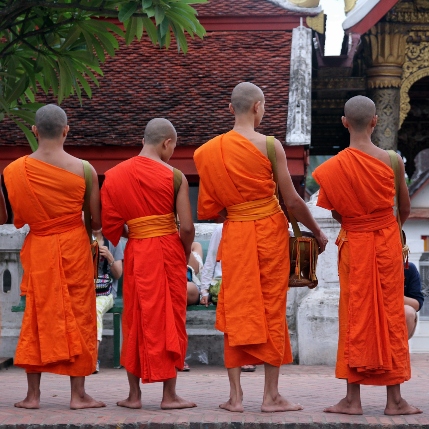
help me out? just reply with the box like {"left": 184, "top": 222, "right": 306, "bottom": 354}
{"left": 0, "top": 0, "right": 206, "bottom": 149}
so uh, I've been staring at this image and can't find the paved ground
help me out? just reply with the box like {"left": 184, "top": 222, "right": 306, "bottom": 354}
{"left": 1, "top": 354, "right": 429, "bottom": 428}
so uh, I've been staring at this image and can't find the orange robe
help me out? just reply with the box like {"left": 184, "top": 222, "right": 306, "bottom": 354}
{"left": 3, "top": 156, "right": 96, "bottom": 376}
{"left": 194, "top": 130, "right": 292, "bottom": 368}
{"left": 313, "top": 148, "right": 410, "bottom": 385}
{"left": 101, "top": 156, "right": 187, "bottom": 383}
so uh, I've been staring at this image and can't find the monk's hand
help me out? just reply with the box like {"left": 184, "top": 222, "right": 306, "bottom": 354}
{"left": 315, "top": 231, "right": 328, "bottom": 254}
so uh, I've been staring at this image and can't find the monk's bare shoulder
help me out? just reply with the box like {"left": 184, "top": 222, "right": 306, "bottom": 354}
{"left": 30, "top": 151, "right": 91, "bottom": 178}
{"left": 244, "top": 130, "right": 270, "bottom": 156}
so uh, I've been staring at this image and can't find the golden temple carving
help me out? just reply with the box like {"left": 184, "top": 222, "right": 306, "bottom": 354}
{"left": 400, "top": 31, "right": 429, "bottom": 128}
{"left": 306, "top": 12, "right": 325, "bottom": 34}
{"left": 344, "top": 0, "right": 357, "bottom": 13}
{"left": 387, "top": 1, "right": 429, "bottom": 22}
{"left": 288, "top": 0, "right": 320, "bottom": 7}
{"left": 363, "top": 23, "right": 407, "bottom": 88}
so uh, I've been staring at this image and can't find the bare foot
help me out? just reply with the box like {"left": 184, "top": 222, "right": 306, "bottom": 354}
{"left": 117, "top": 396, "right": 142, "bottom": 409}
{"left": 70, "top": 393, "right": 106, "bottom": 410}
{"left": 14, "top": 397, "right": 40, "bottom": 409}
{"left": 161, "top": 395, "right": 196, "bottom": 410}
{"left": 219, "top": 398, "right": 244, "bottom": 413}
{"left": 385, "top": 398, "right": 422, "bottom": 415}
{"left": 324, "top": 397, "right": 363, "bottom": 415}
{"left": 261, "top": 394, "right": 303, "bottom": 413}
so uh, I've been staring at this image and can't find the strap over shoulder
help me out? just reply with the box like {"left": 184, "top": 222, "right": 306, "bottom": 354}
{"left": 82, "top": 160, "right": 93, "bottom": 243}
{"left": 265, "top": 136, "right": 301, "bottom": 238}
{"left": 386, "top": 150, "right": 408, "bottom": 264}
{"left": 173, "top": 168, "right": 182, "bottom": 219}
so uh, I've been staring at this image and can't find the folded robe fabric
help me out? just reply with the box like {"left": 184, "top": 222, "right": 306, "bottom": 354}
{"left": 194, "top": 130, "right": 292, "bottom": 368}
{"left": 101, "top": 156, "right": 187, "bottom": 383}
{"left": 3, "top": 156, "right": 96, "bottom": 376}
{"left": 313, "top": 148, "right": 410, "bottom": 385}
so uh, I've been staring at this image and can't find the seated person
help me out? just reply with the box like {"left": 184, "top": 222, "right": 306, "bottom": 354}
{"left": 187, "top": 241, "right": 204, "bottom": 306}
{"left": 200, "top": 224, "right": 223, "bottom": 306}
{"left": 199, "top": 223, "right": 255, "bottom": 373}
{"left": 93, "top": 228, "right": 124, "bottom": 373}
{"left": 404, "top": 261, "right": 424, "bottom": 339}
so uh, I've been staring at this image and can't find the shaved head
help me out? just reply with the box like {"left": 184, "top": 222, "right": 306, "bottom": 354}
{"left": 344, "top": 96, "right": 376, "bottom": 131}
{"left": 231, "top": 82, "right": 264, "bottom": 114}
{"left": 144, "top": 118, "right": 177, "bottom": 145}
{"left": 35, "top": 104, "right": 67, "bottom": 139}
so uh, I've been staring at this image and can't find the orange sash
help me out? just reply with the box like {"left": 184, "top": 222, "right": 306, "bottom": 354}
{"left": 342, "top": 208, "right": 396, "bottom": 232}
{"left": 226, "top": 196, "right": 281, "bottom": 222}
{"left": 30, "top": 213, "right": 82, "bottom": 236}
{"left": 127, "top": 212, "right": 177, "bottom": 239}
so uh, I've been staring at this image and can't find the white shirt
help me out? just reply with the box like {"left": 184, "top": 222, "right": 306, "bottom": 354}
{"left": 200, "top": 224, "right": 223, "bottom": 296}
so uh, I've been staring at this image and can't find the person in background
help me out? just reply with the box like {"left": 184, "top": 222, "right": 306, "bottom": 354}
{"left": 187, "top": 241, "right": 204, "bottom": 306}
{"left": 93, "top": 229, "right": 124, "bottom": 373}
{"left": 404, "top": 262, "right": 424, "bottom": 339}
{"left": 200, "top": 224, "right": 223, "bottom": 307}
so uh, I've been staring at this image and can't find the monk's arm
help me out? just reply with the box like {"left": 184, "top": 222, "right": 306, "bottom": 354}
{"left": 397, "top": 155, "right": 410, "bottom": 225}
{"left": 274, "top": 139, "right": 328, "bottom": 252}
{"left": 89, "top": 164, "right": 102, "bottom": 231}
{"left": 0, "top": 188, "right": 7, "bottom": 224}
{"left": 176, "top": 174, "right": 195, "bottom": 261}
{"left": 331, "top": 210, "right": 342, "bottom": 223}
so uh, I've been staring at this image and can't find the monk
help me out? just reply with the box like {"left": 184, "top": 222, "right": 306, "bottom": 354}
{"left": 3, "top": 104, "right": 104, "bottom": 410}
{"left": 101, "top": 118, "right": 196, "bottom": 410}
{"left": 0, "top": 188, "right": 7, "bottom": 224}
{"left": 194, "top": 82, "right": 328, "bottom": 413}
{"left": 313, "top": 95, "right": 421, "bottom": 415}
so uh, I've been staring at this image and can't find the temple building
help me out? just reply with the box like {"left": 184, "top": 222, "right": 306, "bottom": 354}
{"left": 0, "top": 0, "right": 323, "bottom": 221}
{"left": 312, "top": 0, "right": 429, "bottom": 181}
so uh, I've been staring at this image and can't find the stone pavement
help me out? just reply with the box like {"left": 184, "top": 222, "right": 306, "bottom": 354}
{"left": 1, "top": 355, "right": 429, "bottom": 428}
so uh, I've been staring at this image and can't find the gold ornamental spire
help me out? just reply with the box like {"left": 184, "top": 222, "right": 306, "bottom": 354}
{"left": 344, "top": 0, "right": 357, "bottom": 13}
{"left": 288, "top": 0, "right": 320, "bottom": 7}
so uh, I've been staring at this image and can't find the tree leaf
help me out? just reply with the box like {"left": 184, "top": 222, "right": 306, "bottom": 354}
{"left": 155, "top": 6, "right": 165, "bottom": 26}
{"left": 5, "top": 76, "right": 28, "bottom": 104}
{"left": 118, "top": 2, "right": 138, "bottom": 22}
{"left": 11, "top": 118, "right": 38, "bottom": 151}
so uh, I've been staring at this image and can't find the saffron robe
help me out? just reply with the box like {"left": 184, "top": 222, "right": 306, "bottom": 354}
{"left": 101, "top": 156, "right": 187, "bottom": 383}
{"left": 194, "top": 130, "right": 292, "bottom": 368}
{"left": 313, "top": 148, "right": 410, "bottom": 385}
{"left": 3, "top": 156, "right": 96, "bottom": 376}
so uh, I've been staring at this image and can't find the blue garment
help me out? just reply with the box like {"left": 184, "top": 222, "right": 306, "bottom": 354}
{"left": 404, "top": 262, "right": 424, "bottom": 311}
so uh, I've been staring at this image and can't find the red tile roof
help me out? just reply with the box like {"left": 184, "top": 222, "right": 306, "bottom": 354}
{"left": 195, "top": 0, "right": 299, "bottom": 16}
{"left": 1, "top": 30, "right": 292, "bottom": 148}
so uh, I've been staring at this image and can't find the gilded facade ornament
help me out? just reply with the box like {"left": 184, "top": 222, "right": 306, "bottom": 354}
{"left": 288, "top": 0, "right": 320, "bottom": 7}
{"left": 363, "top": 23, "right": 407, "bottom": 89}
{"left": 387, "top": 1, "right": 429, "bottom": 23}
{"left": 400, "top": 32, "right": 429, "bottom": 128}
{"left": 344, "top": 0, "right": 357, "bottom": 13}
{"left": 306, "top": 12, "right": 325, "bottom": 34}
{"left": 371, "top": 88, "right": 400, "bottom": 150}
